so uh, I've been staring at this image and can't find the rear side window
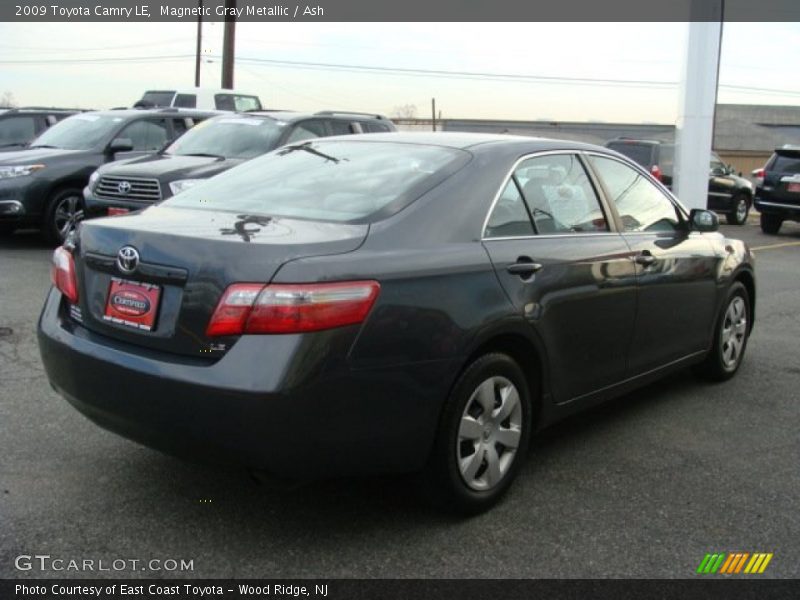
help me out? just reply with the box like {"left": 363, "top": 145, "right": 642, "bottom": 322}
{"left": 606, "top": 142, "right": 656, "bottom": 168}
{"left": 163, "top": 140, "right": 468, "bottom": 222}
{"left": 484, "top": 180, "right": 535, "bottom": 238}
{"left": 363, "top": 121, "right": 392, "bottom": 133}
{"left": 590, "top": 155, "right": 681, "bottom": 232}
{"left": 0, "top": 115, "right": 37, "bottom": 145}
{"left": 516, "top": 154, "right": 608, "bottom": 234}
{"left": 771, "top": 152, "right": 800, "bottom": 174}
{"left": 233, "top": 95, "right": 261, "bottom": 111}
{"left": 174, "top": 94, "right": 197, "bottom": 108}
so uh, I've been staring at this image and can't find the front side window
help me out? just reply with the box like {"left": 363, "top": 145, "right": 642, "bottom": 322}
{"left": 118, "top": 119, "right": 169, "bottom": 151}
{"left": 285, "top": 120, "right": 327, "bottom": 144}
{"left": 165, "top": 116, "right": 284, "bottom": 159}
{"left": 163, "top": 140, "right": 468, "bottom": 223}
{"left": 590, "top": 155, "right": 681, "bottom": 232}
{"left": 516, "top": 154, "right": 609, "bottom": 234}
{"left": 233, "top": 95, "right": 261, "bottom": 111}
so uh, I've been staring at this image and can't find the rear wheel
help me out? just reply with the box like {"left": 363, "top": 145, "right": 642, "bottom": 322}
{"left": 726, "top": 193, "right": 749, "bottom": 226}
{"left": 423, "top": 352, "right": 532, "bottom": 515}
{"left": 696, "top": 282, "right": 750, "bottom": 381}
{"left": 760, "top": 213, "right": 782, "bottom": 235}
{"left": 43, "top": 187, "right": 84, "bottom": 245}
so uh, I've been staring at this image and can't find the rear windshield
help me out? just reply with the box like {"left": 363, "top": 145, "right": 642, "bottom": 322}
{"left": 163, "top": 140, "right": 469, "bottom": 222}
{"left": 606, "top": 142, "right": 656, "bottom": 167}
{"left": 164, "top": 116, "right": 283, "bottom": 159}
{"left": 771, "top": 152, "right": 800, "bottom": 174}
{"left": 141, "top": 91, "right": 176, "bottom": 107}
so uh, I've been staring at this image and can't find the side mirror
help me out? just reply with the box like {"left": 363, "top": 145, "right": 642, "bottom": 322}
{"left": 108, "top": 138, "right": 134, "bottom": 155}
{"left": 689, "top": 209, "right": 719, "bottom": 232}
{"left": 711, "top": 166, "right": 725, "bottom": 177}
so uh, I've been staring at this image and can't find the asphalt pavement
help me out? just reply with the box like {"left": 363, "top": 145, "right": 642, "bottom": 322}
{"left": 1, "top": 220, "right": 799, "bottom": 579}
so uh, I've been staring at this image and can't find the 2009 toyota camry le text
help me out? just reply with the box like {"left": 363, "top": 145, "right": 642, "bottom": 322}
{"left": 38, "top": 133, "right": 755, "bottom": 514}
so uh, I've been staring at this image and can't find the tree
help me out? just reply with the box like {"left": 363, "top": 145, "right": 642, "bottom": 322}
{"left": 392, "top": 104, "right": 418, "bottom": 119}
{"left": 0, "top": 92, "right": 17, "bottom": 108}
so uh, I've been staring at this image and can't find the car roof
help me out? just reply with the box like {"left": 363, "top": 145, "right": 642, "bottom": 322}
{"left": 241, "top": 110, "right": 390, "bottom": 124}
{"left": 307, "top": 131, "right": 611, "bottom": 152}
{"left": 0, "top": 107, "right": 83, "bottom": 116}
{"left": 77, "top": 108, "right": 223, "bottom": 119}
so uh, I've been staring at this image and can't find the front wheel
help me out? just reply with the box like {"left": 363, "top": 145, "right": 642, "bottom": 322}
{"left": 43, "top": 188, "right": 84, "bottom": 245}
{"left": 726, "top": 194, "right": 750, "bottom": 226}
{"left": 423, "top": 352, "right": 532, "bottom": 515}
{"left": 695, "top": 282, "right": 750, "bottom": 381}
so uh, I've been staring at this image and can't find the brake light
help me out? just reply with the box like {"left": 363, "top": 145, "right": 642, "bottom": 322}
{"left": 650, "top": 164, "right": 663, "bottom": 182}
{"left": 753, "top": 168, "right": 765, "bottom": 185}
{"left": 50, "top": 246, "right": 79, "bottom": 304}
{"left": 206, "top": 281, "right": 380, "bottom": 336}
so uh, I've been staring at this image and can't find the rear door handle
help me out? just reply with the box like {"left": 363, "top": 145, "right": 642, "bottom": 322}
{"left": 507, "top": 259, "right": 544, "bottom": 277}
{"left": 634, "top": 251, "right": 656, "bottom": 266}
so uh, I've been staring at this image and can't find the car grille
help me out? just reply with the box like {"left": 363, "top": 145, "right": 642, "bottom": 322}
{"left": 95, "top": 176, "right": 162, "bottom": 204}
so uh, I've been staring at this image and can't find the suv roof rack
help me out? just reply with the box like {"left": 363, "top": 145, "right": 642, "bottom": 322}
{"left": 315, "top": 110, "right": 387, "bottom": 120}
{"left": 5, "top": 106, "right": 87, "bottom": 113}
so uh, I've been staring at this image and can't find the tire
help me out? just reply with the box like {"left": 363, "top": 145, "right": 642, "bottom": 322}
{"left": 43, "top": 187, "right": 84, "bottom": 245}
{"left": 423, "top": 352, "right": 533, "bottom": 515}
{"left": 725, "top": 194, "right": 750, "bottom": 226}
{"left": 695, "top": 282, "right": 750, "bottom": 382}
{"left": 760, "top": 213, "right": 782, "bottom": 235}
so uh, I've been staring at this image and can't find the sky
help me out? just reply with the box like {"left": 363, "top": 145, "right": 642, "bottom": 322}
{"left": 0, "top": 22, "right": 799, "bottom": 123}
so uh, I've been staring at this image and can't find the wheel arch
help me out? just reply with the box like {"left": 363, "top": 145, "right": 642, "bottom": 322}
{"left": 733, "top": 267, "right": 756, "bottom": 331}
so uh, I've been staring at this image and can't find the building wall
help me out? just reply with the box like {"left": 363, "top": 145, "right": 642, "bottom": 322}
{"left": 716, "top": 152, "right": 771, "bottom": 177}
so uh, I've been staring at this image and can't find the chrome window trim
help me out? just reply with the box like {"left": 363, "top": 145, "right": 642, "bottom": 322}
{"left": 481, "top": 149, "right": 609, "bottom": 241}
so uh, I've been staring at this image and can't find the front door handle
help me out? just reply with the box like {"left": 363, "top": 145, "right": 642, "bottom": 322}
{"left": 507, "top": 259, "right": 544, "bottom": 277}
{"left": 634, "top": 251, "right": 656, "bottom": 266}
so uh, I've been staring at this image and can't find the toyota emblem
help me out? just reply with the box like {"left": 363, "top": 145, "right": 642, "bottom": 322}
{"left": 116, "top": 246, "right": 140, "bottom": 274}
{"left": 118, "top": 181, "right": 132, "bottom": 194}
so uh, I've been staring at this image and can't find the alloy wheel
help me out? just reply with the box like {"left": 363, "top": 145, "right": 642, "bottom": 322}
{"left": 53, "top": 194, "right": 83, "bottom": 241}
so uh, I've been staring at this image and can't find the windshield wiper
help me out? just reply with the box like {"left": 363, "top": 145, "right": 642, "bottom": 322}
{"left": 29, "top": 144, "right": 60, "bottom": 149}
{"left": 0, "top": 142, "right": 27, "bottom": 149}
{"left": 179, "top": 152, "right": 225, "bottom": 160}
{"left": 277, "top": 142, "right": 346, "bottom": 164}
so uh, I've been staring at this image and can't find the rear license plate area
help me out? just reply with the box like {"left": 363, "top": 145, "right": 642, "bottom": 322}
{"left": 103, "top": 278, "right": 161, "bottom": 331}
{"left": 787, "top": 182, "right": 800, "bottom": 193}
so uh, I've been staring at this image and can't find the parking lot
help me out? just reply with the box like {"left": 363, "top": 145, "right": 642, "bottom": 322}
{"left": 1, "top": 219, "right": 799, "bottom": 579}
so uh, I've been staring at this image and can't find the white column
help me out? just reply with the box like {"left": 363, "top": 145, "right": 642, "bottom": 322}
{"left": 674, "top": 20, "right": 722, "bottom": 210}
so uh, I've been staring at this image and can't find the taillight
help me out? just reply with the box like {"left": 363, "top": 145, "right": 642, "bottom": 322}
{"left": 206, "top": 281, "right": 380, "bottom": 336}
{"left": 51, "top": 246, "right": 79, "bottom": 304}
{"left": 753, "top": 168, "right": 765, "bottom": 185}
{"left": 650, "top": 164, "right": 663, "bottom": 182}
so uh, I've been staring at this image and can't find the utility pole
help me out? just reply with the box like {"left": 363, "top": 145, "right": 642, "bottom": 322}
{"left": 431, "top": 98, "right": 436, "bottom": 132}
{"left": 221, "top": 0, "right": 236, "bottom": 89}
{"left": 194, "top": 0, "right": 203, "bottom": 87}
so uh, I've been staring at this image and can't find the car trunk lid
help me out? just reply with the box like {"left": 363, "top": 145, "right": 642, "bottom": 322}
{"left": 70, "top": 206, "right": 368, "bottom": 358}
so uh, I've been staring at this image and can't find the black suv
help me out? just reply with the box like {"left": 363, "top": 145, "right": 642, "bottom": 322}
{"left": 753, "top": 145, "right": 800, "bottom": 234}
{"left": 0, "top": 107, "right": 82, "bottom": 152}
{"left": 83, "top": 110, "right": 396, "bottom": 217}
{"left": 605, "top": 139, "right": 754, "bottom": 225}
{"left": 0, "top": 108, "right": 216, "bottom": 242}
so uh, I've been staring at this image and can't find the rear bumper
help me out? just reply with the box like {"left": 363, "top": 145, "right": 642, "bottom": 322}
{"left": 38, "top": 288, "right": 455, "bottom": 479}
{"left": 754, "top": 198, "right": 800, "bottom": 220}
